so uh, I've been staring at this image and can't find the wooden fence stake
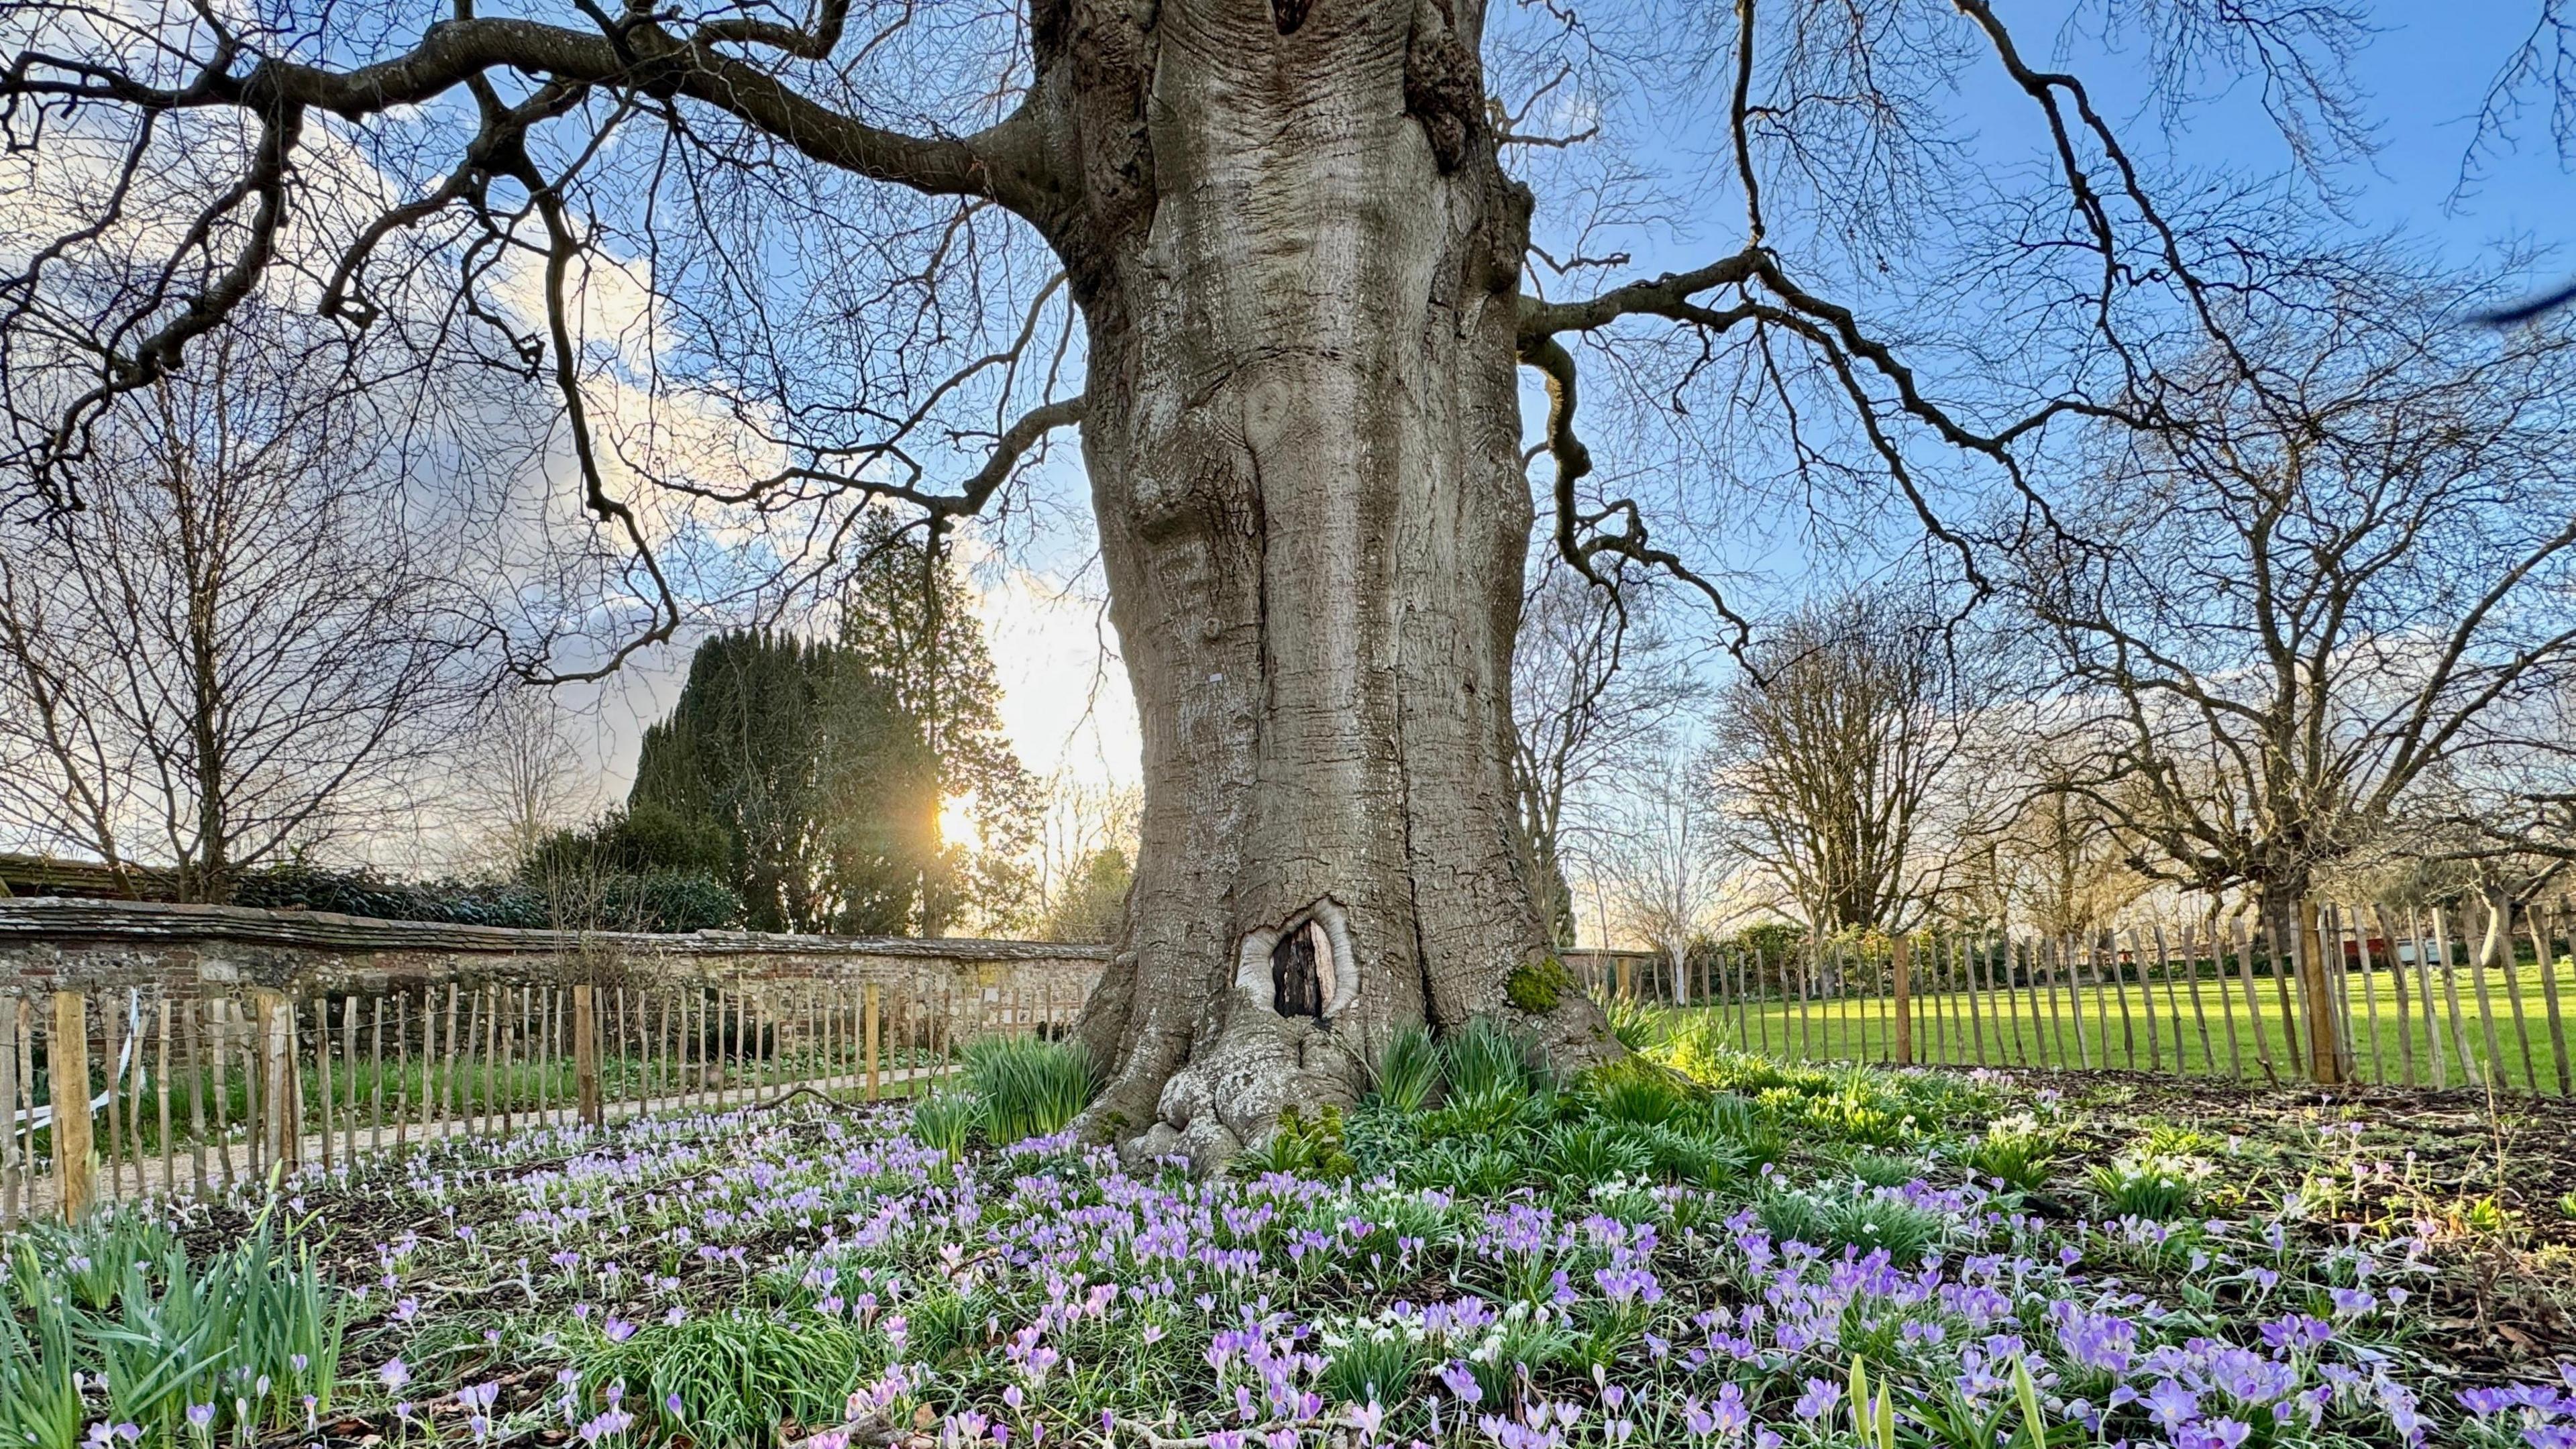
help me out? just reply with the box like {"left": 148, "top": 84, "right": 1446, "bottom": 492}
{"left": 156, "top": 999, "right": 172, "bottom": 1197}
{"left": 2487, "top": 898, "right": 2538, "bottom": 1093}
{"left": 252, "top": 989, "right": 293, "bottom": 1171}
{"left": 2430, "top": 910, "right": 2478, "bottom": 1086}
{"left": 864, "top": 983, "right": 881, "bottom": 1100}
{"left": 2467, "top": 902, "right": 2512, "bottom": 1091}
{"left": 1890, "top": 934, "right": 1913, "bottom": 1066}
{"left": 2530, "top": 908, "right": 2571, "bottom": 1096}
{"left": 2296, "top": 901, "right": 2343, "bottom": 1084}
{"left": 103, "top": 995, "right": 125, "bottom": 1201}
{"left": 314, "top": 998, "right": 335, "bottom": 1172}
{"left": 574, "top": 983, "right": 600, "bottom": 1128}
{"left": 2344, "top": 908, "right": 2381, "bottom": 1085}
{"left": 1, "top": 996, "right": 20, "bottom": 1226}
{"left": 2372, "top": 905, "right": 2413, "bottom": 1087}
{"left": 50, "top": 991, "right": 94, "bottom": 1219}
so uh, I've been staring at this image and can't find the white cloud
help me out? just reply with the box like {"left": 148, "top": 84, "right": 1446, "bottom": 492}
{"left": 959, "top": 540, "right": 1140, "bottom": 791}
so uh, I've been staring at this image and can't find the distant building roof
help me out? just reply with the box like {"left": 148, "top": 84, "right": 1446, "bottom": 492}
{"left": 0, "top": 853, "right": 178, "bottom": 902}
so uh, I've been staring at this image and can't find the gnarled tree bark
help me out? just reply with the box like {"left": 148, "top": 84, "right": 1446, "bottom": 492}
{"left": 1040, "top": 0, "right": 1619, "bottom": 1163}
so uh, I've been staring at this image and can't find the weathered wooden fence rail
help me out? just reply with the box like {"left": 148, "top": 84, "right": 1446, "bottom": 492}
{"left": 0, "top": 896, "right": 1108, "bottom": 1226}
{"left": 1575, "top": 902, "right": 2575, "bottom": 1096}
{"left": 0, "top": 969, "right": 1084, "bottom": 1225}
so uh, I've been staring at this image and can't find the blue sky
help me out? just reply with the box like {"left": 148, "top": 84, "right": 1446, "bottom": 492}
{"left": 572, "top": 3, "right": 2576, "bottom": 829}
{"left": 2053, "top": 2, "right": 2569, "bottom": 280}
{"left": 985, "top": 1, "right": 2576, "bottom": 786}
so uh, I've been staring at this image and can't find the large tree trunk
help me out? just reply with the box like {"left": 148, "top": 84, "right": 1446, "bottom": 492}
{"left": 1046, "top": 0, "right": 1618, "bottom": 1166}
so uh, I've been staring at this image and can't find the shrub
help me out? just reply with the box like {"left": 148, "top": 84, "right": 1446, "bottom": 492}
{"left": 1372, "top": 1025, "right": 1442, "bottom": 1114}
{"left": 231, "top": 861, "right": 743, "bottom": 932}
{"left": 960, "top": 1034, "right": 1096, "bottom": 1144}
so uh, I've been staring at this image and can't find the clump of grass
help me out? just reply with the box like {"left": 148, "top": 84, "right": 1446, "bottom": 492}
{"left": 1962, "top": 1112, "right": 2062, "bottom": 1193}
{"left": 1585, "top": 1057, "right": 1691, "bottom": 1126}
{"left": 1372, "top": 1024, "right": 1442, "bottom": 1114}
{"left": 1462, "top": 1304, "right": 1580, "bottom": 1412}
{"left": 1443, "top": 1018, "right": 1539, "bottom": 1099}
{"left": 0, "top": 1258, "right": 83, "bottom": 1449}
{"left": 588, "top": 1308, "right": 861, "bottom": 1448}
{"left": 1601, "top": 996, "right": 1674, "bottom": 1051}
{"left": 2089, "top": 1150, "right": 2212, "bottom": 1222}
{"left": 1, "top": 1203, "right": 345, "bottom": 1449}
{"left": 960, "top": 1034, "right": 1097, "bottom": 1144}
{"left": 1542, "top": 1120, "right": 1656, "bottom": 1183}
{"left": 1848, "top": 1151, "right": 1925, "bottom": 1188}
{"left": 1755, "top": 1186, "right": 1945, "bottom": 1262}
{"left": 1640, "top": 1124, "right": 1740, "bottom": 1187}
{"left": 2139, "top": 1124, "right": 2227, "bottom": 1157}
{"left": 1401, "top": 1141, "right": 1525, "bottom": 1194}
{"left": 896, "top": 1285, "right": 977, "bottom": 1366}
{"left": 1704, "top": 1093, "right": 1788, "bottom": 1168}
{"left": 1317, "top": 1313, "right": 1427, "bottom": 1406}
{"left": 910, "top": 1090, "right": 979, "bottom": 1156}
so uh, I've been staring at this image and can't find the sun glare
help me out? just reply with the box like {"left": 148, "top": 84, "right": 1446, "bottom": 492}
{"left": 938, "top": 792, "right": 980, "bottom": 852}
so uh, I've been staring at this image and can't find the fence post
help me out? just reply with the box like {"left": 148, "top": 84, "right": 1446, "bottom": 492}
{"left": 864, "top": 983, "right": 881, "bottom": 1101}
{"left": 254, "top": 989, "right": 297, "bottom": 1170}
{"left": 1891, "top": 934, "right": 1913, "bottom": 1066}
{"left": 2298, "top": 900, "right": 2344, "bottom": 1084}
{"left": 50, "top": 991, "right": 94, "bottom": 1220}
{"left": 574, "top": 983, "right": 601, "bottom": 1129}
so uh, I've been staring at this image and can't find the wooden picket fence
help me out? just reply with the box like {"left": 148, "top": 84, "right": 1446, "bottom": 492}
{"left": 1575, "top": 901, "right": 2576, "bottom": 1097}
{"left": 0, "top": 969, "right": 1081, "bottom": 1226}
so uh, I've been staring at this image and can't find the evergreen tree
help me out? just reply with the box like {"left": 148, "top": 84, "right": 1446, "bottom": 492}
{"left": 629, "top": 630, "right": 937, "bottom": 932}
{"left": 837, "top": 519, "right": 1036, "bottom": 934}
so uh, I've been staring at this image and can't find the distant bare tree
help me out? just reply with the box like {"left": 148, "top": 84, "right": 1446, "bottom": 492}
{"left": 1962, "top": 761, "right": 2152, "bottom": 938}
{"left": 1589, "top": 749, "right": 1745, "bottom": 995}
{"left": 1703, "top": 587, "right": 1984, "bottom": 934}
{"left": 0, "top": 309, "right": 498, "bottom": 901}
{"left": 2004, "top": 276, "right": 2576, "bottom": 1020}
{"left": 1511, "top": 561, "right": 1701, "bottom": 947}
{"left": 466, "top": 687, "right": 594, "bottom": 873}
{"left": 1033, "top": 774, "right": 1142, "bottom": 943}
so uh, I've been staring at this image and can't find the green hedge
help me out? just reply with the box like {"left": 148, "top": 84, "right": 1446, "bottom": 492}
{"left": 233, "top": 865, "right": 741, "bottom": 933}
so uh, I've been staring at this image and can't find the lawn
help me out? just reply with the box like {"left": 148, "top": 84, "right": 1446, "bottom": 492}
{"left": 5, "top": 1014, "right": 2573, "bottom": 1449}
{"left": 1680, "top": 958, "right": 2576, "bottom": 1094}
